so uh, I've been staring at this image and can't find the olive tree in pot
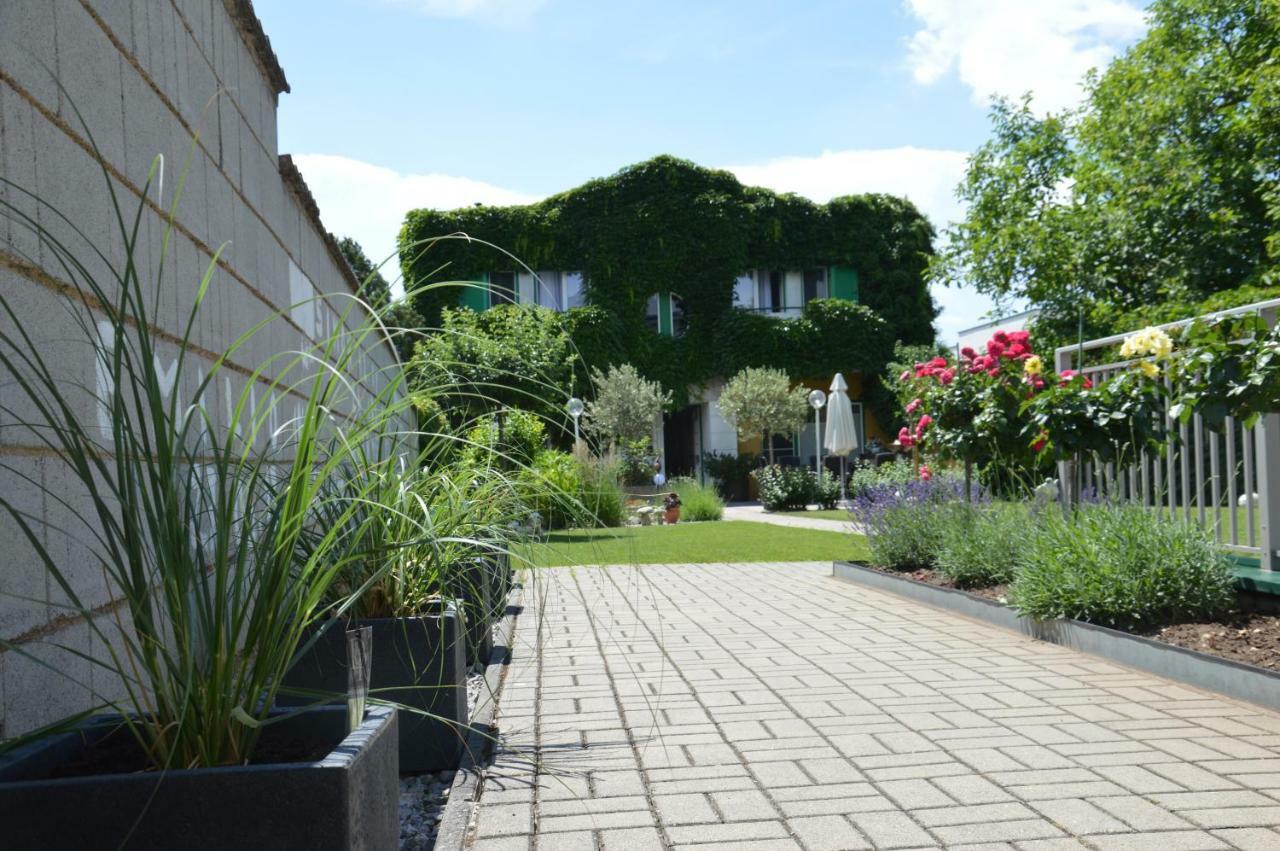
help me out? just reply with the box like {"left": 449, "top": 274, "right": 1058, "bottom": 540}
{"left": 0, "top": 143, "right": 410, "bottom": 848}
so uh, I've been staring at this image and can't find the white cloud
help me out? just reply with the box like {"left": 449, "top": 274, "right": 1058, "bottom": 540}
{"left": 725, "top": 146, "right": 999, "bottom": 343}
{"left": 291, "top": 154, "right": 539, "bottom": 295}
{"left": 381, "top": 0, "right": 546, "bottom": 21}
{"left": 904, "top": 0, "right": 1148, "bottom": 112}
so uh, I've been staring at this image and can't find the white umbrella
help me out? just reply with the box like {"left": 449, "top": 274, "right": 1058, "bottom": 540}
{"left": 824, "top": 373, "right": 859, "bottom": 500}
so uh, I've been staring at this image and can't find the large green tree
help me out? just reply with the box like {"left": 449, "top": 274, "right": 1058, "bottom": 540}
{"left": 337, "top": 236, "right": 393, "bottom": 311}
{"left": 934, "top": 0, "right": 1280, "bottom": 347}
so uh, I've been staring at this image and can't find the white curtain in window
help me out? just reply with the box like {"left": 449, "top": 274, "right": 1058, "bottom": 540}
{"left": 563, "top": 272, "right": 586, "bottom": 308}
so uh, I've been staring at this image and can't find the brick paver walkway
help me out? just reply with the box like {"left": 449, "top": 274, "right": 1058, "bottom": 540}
{"left": 471, "top": 563, "right": 1280, "bottom": 850}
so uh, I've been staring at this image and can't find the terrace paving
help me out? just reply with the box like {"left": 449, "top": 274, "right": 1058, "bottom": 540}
{"left": 471, "top": 562, "right": 1280, "bottom": 849}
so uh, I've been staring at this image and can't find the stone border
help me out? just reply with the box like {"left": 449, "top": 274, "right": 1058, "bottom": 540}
{"left": 833, "top": 560, "right": 1280, "bottom": 712}
{"left": 434, "top": 581, "right": 525, "bottom": 850}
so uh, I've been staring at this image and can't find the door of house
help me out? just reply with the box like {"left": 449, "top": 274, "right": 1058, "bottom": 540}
{"left": 663, "top": 405, "right": 700, "bottom": 479}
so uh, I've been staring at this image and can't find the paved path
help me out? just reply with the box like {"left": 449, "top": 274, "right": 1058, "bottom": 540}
{"left": 472, "top": 563, "right": 1280, "bottom": 850}
{"left": 723, "top": 504, "right": 855, "bottom": 533}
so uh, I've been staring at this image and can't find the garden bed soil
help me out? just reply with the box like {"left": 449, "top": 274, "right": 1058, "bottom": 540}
{"left": 1149, "top": 613, "right": 1280, "bottom": 673}
{"left": 858, "top": 560, "right": 1280, "bottom": 674}
{"left": 49, "top": 724, "right": 336, "bottom": 779}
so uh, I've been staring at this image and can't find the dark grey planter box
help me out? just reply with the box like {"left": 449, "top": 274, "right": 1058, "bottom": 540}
{"left": 0, "top": 705, "right": 398, "bottom": 851}
{"left": 282, "top": 604, "right": 468, "bottom": 773}
{"left": 447, "top": 558, "right": 496, "bottom": 667}
{"left": 833, "top": 560, "right": 1280, "bottom": 713}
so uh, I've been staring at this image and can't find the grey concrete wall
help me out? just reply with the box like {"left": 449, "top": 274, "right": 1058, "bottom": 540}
{"left": 0, "top": 0, "right": 400, "bottom": 737}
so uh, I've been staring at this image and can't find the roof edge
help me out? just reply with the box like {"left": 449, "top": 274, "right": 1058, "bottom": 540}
{"left": 222, "top": 0, "right": 290, "bottom": 95}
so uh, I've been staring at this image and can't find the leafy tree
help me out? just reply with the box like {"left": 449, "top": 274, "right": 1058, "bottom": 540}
{"left": 934, "top": 0, "right": 1280, "bottom": 348}
{"left": 337, "top": 236, "right": 392, "bottom": 311}
{"left": 408, "top": 305, "right": 576, "bottom": 430}
{"left": 717, "top": 367, "right": 809, "bottom": 464}
{"left": 585, "top": 363, "right": 672, "bottom": 447}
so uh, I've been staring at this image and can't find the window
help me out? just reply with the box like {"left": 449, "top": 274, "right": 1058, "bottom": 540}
{"left": 803, "top": 268, "right": 828, "bottom": 303}
{"left": 644, "top": 294, "right": 661, "bottom": 332}
{"left": 563, "top": 272, "right": 586, "bottom": 309}
{"left": 535, "top": 271, "right": 561, "bottom": 310}
{"left": 767, "top": 431, "right": 796, "bottom": 459}
{"left": 758, "top": 271, "right": 783, "bottom": 312}
{"left": 670, "top": 294, "right": 686, "bottom": 337}
{"left": 489, "top": 271, "right": 517, "bottom": 306}
{"left": 734, "top": 274, "right": 754, "bottom": 308}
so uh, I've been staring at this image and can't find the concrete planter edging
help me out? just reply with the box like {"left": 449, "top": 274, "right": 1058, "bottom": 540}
{"left": 832, "top": 560, "right": 1280, "bottom": 712}
{"left": 434, "top": 578, "right": 525, "bottom": 851}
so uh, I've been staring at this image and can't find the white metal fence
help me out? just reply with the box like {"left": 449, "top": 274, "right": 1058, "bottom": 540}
{"left": 1054, "top": 298, "right": 1280, "bottom": 570}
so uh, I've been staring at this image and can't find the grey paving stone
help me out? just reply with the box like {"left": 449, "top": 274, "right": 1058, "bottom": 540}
{"left": 470, "top": 564, "right": 1280, "bottom": 849}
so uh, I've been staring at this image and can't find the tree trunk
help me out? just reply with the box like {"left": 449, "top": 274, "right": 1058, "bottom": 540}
{"left": 765, "top": 430, "right": 775, "bottom": 465}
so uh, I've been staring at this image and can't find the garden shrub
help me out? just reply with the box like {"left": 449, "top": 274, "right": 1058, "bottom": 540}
{"left": 849, "top": 479, "right": 972, "bottom": 571}
{"left": 848, "top": 457, "right": 962, "bottom": 499}
{"left": 754, "top": 465, "right": 814, "bottom": 511}
{"left": 521, "top": 451, "right": 625, "bottom": 530}
{"left": 618, "top": 438, "right": 656, "bottom": 486}
{"left": 935, "top": 502, "right": 1028, "bottom": 588}
{"left": 671, "top": 478, "right": 725, "bottom": 521}
{"left": 812, "top": 469, "right": 841, "bottom": 510}
{"left": 1011, "top": 503, "right": 1235, "bottom": 629}
{"left": 702, "top": 450, "right": 758, "bottom": 501}
{"left": 462, "top": 407, "right": 547, "bottom": 470}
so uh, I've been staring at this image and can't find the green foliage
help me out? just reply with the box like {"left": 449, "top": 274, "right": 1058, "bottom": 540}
{"left": 1012, "top": 503, "right": 1235, "bottom": 629}
{"left": 702, "top": 450, "right": 759, "bottom": 501}
{"left": 461, "top": 408, "right": 548, "bottom": 470}
{"left": 718, "top": 367, "right": 810, "bottom": 464}
{"left": 586, "top": 363, "right": 672, "bottom": 446}
{"left": 860, "top": 496, "right": 961, "bottom": 572}
{"left": 400, "top": 155, "right": 935, "bottom": 408}
{"left": 935, "top": 0, "right": 1280, "bottom": 349}
{"left": 848, "top": 457, "right": 953, "bottom": 498}
{"left": 936, "top": 503, "right": 1027, "bottom": 588}
{"left": 337, "top": 235, "right": 392, "bottom": 311}
{"left": 409, "top": 304, "right": 576, "bottom": 429}
{"left": 671, "top": 478, "right": 725, "bottom": 521}
{"left": 519, "top": 451, "right": 625, "bottom": 530}
{"left": 618, "top": 438, "right": 657, "bottom": 487}
{"left": 752, "top": 465, "right": 836, "bottom": 512}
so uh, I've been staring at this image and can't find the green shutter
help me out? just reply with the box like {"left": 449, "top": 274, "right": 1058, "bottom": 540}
{"left": 459, "top": 273, "right": 489, "bottom": 311}
{"left": 658, "top": 292, "right": 672, "bottom": 336}
{"left": 831, "top": 266, "right": 858, "bottom": 303}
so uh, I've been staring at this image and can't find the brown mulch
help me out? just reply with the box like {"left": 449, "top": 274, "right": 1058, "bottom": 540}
{"left": 1147, "top": 613, "right": 1280, "bottom": 673}
{"left": 863, "top": 563, "right": 1011, "bottom": 601}
{"left": 858, "top": 561, "right": 1280, "bottom": 674}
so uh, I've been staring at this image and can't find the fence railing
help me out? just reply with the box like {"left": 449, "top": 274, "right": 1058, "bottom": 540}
{"left": 1054, "top": 298, "right": 1280, "bottom": 570}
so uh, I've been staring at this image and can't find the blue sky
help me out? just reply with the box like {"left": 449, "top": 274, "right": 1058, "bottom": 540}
{"left": 255, "top": 0, "right": 1149, "bottom": 343}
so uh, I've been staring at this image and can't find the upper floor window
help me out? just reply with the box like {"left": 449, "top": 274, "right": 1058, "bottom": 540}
{"left": 671, "top": 294, "right": 687, "bottom": 337}
{"left": 803, "top": 268, "right": 828, "bottom": 303}
{"left": 644, "top": 294, "right": 661, "bottom": 332}
{"left": 758, "top": 271, "right": 784, "bottom": 313}
{"left": 489, "top": 271, "right": 517, "bottom": 306}
{"left": 734, "top": 274, "right": 754, "bottom": 308}
{"left": 535, "top": 271, "right": 561, "bottom": 309}
{"left": 563, "top": 272, "right": 586, "bottom": 309}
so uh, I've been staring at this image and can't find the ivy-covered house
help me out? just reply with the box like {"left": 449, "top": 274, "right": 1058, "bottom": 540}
{"left": 400, "top": 156, "right": 936, "bottom": 478}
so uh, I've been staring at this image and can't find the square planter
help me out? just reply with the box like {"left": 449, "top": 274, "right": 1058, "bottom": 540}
{"left": 282, "top": 603, "right": 468, "bottom": 773}
{"left": 0, "top": 705, "right": 398, "bottom": 850}
{"left": 447, "top": 558, "right": 497, "bottom": 667}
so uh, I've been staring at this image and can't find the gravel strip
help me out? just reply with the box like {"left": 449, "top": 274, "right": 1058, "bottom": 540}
{"left": 397, "top": 629, "right": 496, "bottom": 849}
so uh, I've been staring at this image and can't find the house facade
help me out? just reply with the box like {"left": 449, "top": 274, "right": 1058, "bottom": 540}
{"left": 401, "top": 156, "right": 937, "bottom": 481}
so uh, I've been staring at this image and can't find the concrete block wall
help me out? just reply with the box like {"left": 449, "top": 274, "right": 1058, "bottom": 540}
{"left": 0, "top": 0, "right": 399, "bottom": 737}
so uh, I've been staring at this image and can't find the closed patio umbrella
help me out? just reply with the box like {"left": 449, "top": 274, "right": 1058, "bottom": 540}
{"left": 824, "top": 373, "right": 859, "bottom": 501}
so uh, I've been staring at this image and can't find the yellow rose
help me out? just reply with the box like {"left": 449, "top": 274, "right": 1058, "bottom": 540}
{"left": 1137, "top": 360, "right": 1160, "bottom": 379}
{"left": 1023, "top": 355, "right": 1043, "bottom": 376}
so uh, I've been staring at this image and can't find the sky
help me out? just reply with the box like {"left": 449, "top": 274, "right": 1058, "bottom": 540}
{"left": 255, "top": 0, "right": 1150, "bottom": 345}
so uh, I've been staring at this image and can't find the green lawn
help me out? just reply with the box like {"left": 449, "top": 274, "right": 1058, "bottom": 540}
{"left": 779, "top": 509, "right": 851, "bottom": 522}
{"left": 517, "top": 521, "right": 869, "bottom": 567}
